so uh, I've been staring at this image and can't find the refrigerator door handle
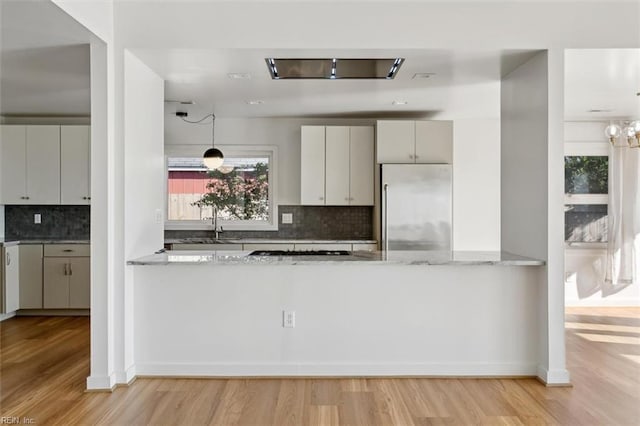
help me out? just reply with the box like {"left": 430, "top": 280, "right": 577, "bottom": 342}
{"left": 383, "top": 183, "right": 389, "bottom": 252}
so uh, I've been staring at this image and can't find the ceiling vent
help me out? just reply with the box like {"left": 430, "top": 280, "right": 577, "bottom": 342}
{"left": 265, "top": 58, "right": 404, "bottom": 80}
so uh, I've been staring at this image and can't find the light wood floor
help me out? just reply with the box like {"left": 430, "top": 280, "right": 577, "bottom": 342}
{"left": 1, "top": 307, "right": 638, "bottom": 425}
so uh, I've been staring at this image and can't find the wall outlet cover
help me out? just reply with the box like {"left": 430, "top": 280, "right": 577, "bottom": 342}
{"left": 34, "top": 213, "right": 41, "bottom": 224}
{"left": 282, "top": 213, "right": 293, "bottom": 224}
{"left": 283, "top": 310, "right": 295, "bottom": 328}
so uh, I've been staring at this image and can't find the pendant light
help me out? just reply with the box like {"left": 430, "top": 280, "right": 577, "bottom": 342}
{"left": 177, "top": 111, "right": 225, "bottom": 169}
{"left": 203, "top": 114, "right": 224, "bottom": 169}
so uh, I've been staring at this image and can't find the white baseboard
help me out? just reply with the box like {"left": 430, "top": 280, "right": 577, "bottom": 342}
{"left": 537, "top": 365, "right": 571, "bottom": 385}
{"left": 565, "top": 299, "right": 640, "bottom": 307}
{"left": 0, "top": 312, "right": 16, "bottom": 322}
{"left": 115, "top": 365, "right": 137, "bottom": 385}
{"left": 135, "top": 362, "right": 539, "bottom": 377}
{"left": 86, "top": 373, "right": 116, "bottom": 391}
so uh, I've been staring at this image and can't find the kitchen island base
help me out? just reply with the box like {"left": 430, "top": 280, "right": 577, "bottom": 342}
{"left": 132, "top": 259, "right": 547, "bottom": 379}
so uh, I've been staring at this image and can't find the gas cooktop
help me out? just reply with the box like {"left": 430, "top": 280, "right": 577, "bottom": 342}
{"left": 249, "top": 250, "right": 351, "bottom": 256}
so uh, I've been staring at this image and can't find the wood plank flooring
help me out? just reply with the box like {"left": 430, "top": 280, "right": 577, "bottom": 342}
{"left": 0, "top": 307, "right": 638, "bottom": 425}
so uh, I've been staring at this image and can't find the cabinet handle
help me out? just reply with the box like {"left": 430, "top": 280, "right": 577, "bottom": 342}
{"left": 88, "top": 196, "right": 91, "bottom": 200}
{"left": 64, "top": 263, "right": 68, "bottom": 276}
{"left": 69, "top": 263, "right": 73, "bottom": 276}
{"left": 6, "top": 252, "right": 10, "bottom": 266}
{"left": 415, "top": 155, "right": 419, "bottom": 159}
{"left": 82, "top": 197, "right": 88, "bottom": 200}
{"left": 63, "top": 249, "right": 74, "bottom": 253}
{"left": 319, "top": 196, "right": 324, "bottom": 200}
{"left": 409, "top": 154, "right": 414, "bottom": 159}
{"left": 344, "top": 197, "right": 350, "bottom": 201}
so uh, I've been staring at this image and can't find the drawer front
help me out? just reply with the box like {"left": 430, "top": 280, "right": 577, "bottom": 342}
{"left": 172, "top": 244, "right": 242, "bottom": 250}
{"left": 44, "top": 244, "right": 90, "bottom": 257}
{"left": 293, "top": 243, "right": 352, "bottom": 251}
{"left": 243, "top": 243, "right": 295, "bottom": 251}
{"left": 352, "top": 243, "right": 378, "bottom": 252}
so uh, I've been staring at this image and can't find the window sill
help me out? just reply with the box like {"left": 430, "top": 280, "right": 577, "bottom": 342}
{"left": 565, "top": 242, "right": 607, "bottom": 250}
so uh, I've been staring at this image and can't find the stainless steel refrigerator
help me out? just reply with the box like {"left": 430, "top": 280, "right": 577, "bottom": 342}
{"left": 381, "top": 164, "right": 452, "bottom": 250}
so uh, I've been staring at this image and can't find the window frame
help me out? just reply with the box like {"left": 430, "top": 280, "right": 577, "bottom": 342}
{"left": 564, "top": 141, "right": 609, "bottom": 248}
{"left": 164, "top": 144, "right": 278, "bottom": 231}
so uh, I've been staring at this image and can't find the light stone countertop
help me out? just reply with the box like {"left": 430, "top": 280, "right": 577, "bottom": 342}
{"left": 0, "top": 240, "right": 90, "bottom": 246}
{"left": 166, "top": 239, "right": 377, "bottom": 245}
{"left": 128, "top": 250, "right": 544, "bottom": 266}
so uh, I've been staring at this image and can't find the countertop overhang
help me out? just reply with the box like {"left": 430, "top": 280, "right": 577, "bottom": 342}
{"left": 128, "top": 250, "right": 544, "bottom": 266}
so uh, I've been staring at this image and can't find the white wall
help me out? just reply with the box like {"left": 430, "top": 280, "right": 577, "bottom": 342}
{"left": 122, "top": 50, "right": 165, "bottom": 383}
{"left": 501, "top": 50, "right": 569, "bottom": 384}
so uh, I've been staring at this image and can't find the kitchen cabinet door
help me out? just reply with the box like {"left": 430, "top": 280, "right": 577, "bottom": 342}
{"left": 324, "top": 126, "right": 350, "bottom": 205}
{"left": 349, "top": 126, "right": 374, "bottom": 205}
{"left": 300, "top": 126, "right": 326, "bottom": 205}
{"left": 376, "top": 120, "right": 415, "bottom": 163}
{"left": 2, "top": 246, "right": 20, "bottom": 314}
{"left": 26, "top": 125, "right": 60, "bottom": 204}
{"left": 68, "top": 257, "right": 90, "bottom": 309}
{"left": 44, "top": 258, "right": 71, "bottom": 309}
{"left": 415, "top": 120, "right": 453, "bottom": 164}
{"left": 0, "top": 125, "right": 27, "bottom": 204}
{"left": 19, "top": 245, "right": 43, "bottom": 309}
{"left": 61, "top": 125, "right": 91, "bottom": 204}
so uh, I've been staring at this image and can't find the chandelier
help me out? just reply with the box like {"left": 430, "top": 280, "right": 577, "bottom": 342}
{"left": 604, "top": 121, "right": 640, "bottom": 148}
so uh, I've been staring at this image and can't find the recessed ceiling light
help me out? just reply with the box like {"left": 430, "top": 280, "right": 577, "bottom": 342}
{"left": 392, "top": 100, "right": 408, "bottom": 106}
{"left": 412, "top": 73, "right": 436, "bottom": 79}
{"left": 246, "top": 100, "right": 264, "bottom": 105}
{"left": 228, "top": 73, "right": 251, "bottom": 79}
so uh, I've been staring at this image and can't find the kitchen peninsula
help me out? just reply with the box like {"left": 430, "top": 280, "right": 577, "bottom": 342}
{"left": 128, "top": 249, "right": 544, "bottom": 378}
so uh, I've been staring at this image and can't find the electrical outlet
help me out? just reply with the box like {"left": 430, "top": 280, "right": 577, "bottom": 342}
{"left": 282, "top": 213, "right": 293, "bottom": 224}
{"left": 283, "top": 310, "right": 296, "bottom": 328}
{"left": 34, "top": 214, "right": 41, "bottom": 224}
{"left": 154, "top": 209, "right": 163, "bottom": 224}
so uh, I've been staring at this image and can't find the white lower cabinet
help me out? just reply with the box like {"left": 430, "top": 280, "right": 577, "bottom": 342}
{"left": 293, "top": 243, "right": 352, "bottom": 251}
{"left": 43, "top": 245, "right": 90, "bottom": 309}
{"left": 1, "top": 245, "right": 20, "bottom": 314}
{"left": 243, "top": 243, "right": 295, "bottom": 251}
{"left": 19, "top": 244, "right": 43, "bottom": 309}
{"left": 172, "top": 244, "right": 242, "bottom": 250}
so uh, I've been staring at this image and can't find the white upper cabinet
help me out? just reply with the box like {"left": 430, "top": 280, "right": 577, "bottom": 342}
{"left": 301, "top": 125, "right": 374, "bottom": 206}
{"left": 324, "top": 126, "right": 350, "bottom": 205}
{"left": 377, "top": 120, "right": 453, "bottom": 164}
{"left": 301, "top": 126, "right": 326, "bottom": 205}
{"left": 376, "top": 120, "right": 415, "bottom": 163}
{"left": 0, "top": 125, "right": 60, "bottom": 204}
{"left": 61, "top": 125, "right": 91, "bottom": 204}
{"left": 26, "top": 125, "right": 61, "bottom": 204}
{"left": 0, "top": 125, "right": 28, "bottom": 204}
{"left": 0, "top": 124, "right": 91, "bottom": 205}
{"left": 349, "top": 126, "right": 374, "bottom": 205}
{"left": 415, "top": 120, "right": 453, "bottom": 164}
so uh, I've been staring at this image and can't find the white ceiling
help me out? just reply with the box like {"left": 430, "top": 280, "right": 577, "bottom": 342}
{"left": 0, "top": 1, "right": 638, "bottom": 120}
{"left": 0, "top": 0, "right": 91, "bottom": 116}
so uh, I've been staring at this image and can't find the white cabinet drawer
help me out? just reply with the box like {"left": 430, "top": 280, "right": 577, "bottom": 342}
{"left": 244, "top": 243, "right": 295, "bottom": 251}
{"left": 352, "top": 243, "right": 378, "bottom": 252}
{"left": 44, "top": 244, "right": 90, "bottom": 257}
{"left": 172, "top": 244, "right": 242, "bottom": 250}
{"left": 293, "top": 243, "right": 352, "bottom": 251}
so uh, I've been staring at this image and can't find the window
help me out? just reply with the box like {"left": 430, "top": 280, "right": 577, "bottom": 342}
{"left": 165, "top": 145, "right": 277, "bottom": 230}
{"left": 564, "top": 144, "right": 609, "bottom": 244}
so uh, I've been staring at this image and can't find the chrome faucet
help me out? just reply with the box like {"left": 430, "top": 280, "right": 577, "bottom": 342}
{"left": 212, "top": 206, "right": 222, "bottom": 239}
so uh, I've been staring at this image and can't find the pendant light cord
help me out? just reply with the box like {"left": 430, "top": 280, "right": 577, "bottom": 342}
{"left": 180, "top": 113, "right": 216, "bottom": 148}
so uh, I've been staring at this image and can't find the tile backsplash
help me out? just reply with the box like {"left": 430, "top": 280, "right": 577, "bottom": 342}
{"left": 165, "top": 205, "right": 374, "bottom": 241}
{"left": 4, "top": 205, "right": 90, "bottom": 240}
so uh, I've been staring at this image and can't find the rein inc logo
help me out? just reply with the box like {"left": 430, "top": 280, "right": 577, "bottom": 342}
{"left": 0, "top": 417, "right": 35, "bottom": 424}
